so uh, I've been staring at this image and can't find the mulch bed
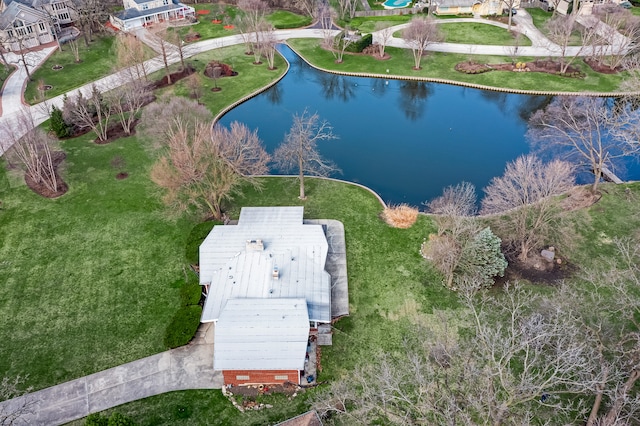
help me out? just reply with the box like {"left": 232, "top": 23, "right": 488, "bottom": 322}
{"left": 227, "top": 381, "right": 300, "bottom": 398}
{"left": 456, "top": 59, "right": 585, "bottom": 76}
{"left": 24, "top": 151, "right": 68, "bottom": 198}
{"left": 151, "top": 64, "right": 196, "bottom": 89}
{"left": 495, "top": 251, "right": 576, "bottom": 286}
{"left": 583, "top": 57, "right": 622, "bottom": 74}
{"left": 94, "top": 119, "right": 139, "bottom": 145}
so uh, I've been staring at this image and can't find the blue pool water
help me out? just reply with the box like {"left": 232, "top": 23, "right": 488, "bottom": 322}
{"left": 383, "top": 0, "right": 412, "bottom": 8}
{"left": 219, "top": 45, "right": 640, "bottom": 207}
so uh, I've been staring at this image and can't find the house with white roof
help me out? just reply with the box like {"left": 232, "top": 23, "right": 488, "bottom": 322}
{"left": 199, "top": 206, "right": 345, "bottom": 386}
{"left": 110, "top": 0, "right": 195, "bottom": 31}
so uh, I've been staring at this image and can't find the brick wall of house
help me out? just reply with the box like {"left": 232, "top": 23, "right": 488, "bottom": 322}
{"left": 222, "top": 370, "right": 300, "bottom": 386}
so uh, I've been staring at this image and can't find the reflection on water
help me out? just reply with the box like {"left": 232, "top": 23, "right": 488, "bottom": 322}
{"left": 219, "top": 44, "right": 634, "bottom": 206}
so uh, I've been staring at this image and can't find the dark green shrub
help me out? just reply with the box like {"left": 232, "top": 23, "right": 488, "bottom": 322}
{"left": 108, "top": 412, "right": 136, "bottom": 426}
{"left": 180, "top": 279, "right": 202, "bottom": 306}
{"left": 164, "top": 305, "right": 202, "bottom": 348}
{"left": 85, "top": 413, "right": 108, "bottom": 426}
{"left": 184, "top": 221, "right": 219, "bottom": 264}
{"left": 344, "top": 33, "right": 373, "bottom": 53}
{"left": 50, "top": 105, "right": 71, "bottom": 138}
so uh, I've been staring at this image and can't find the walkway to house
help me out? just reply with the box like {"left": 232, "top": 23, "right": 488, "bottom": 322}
{"left": 0, "top": 323, "right": 222, "bottom": 426}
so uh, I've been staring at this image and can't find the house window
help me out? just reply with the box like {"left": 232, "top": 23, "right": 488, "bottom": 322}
{"left": 274, "top": 375, "right": 289, "bottom": 380}
{"left": 7, "top": 30, "right": 13, "bottom": 38}
{"left": 26, "top": 25, "right": 33, "bottom": 34}
{"left": 58, "top": 13, "right": 70, "bottom": 21}
{"left": 38, "top": 22, "right": 46, "bottom": 32}
{"left": 16, "top": 28, "right": 26, "bottom": 36}
{"left": 163, "top": 0, "right": 169, "bottom": 4}
{"left": 142, "top": 4, "right": 149, "bottom": 10}
{"left": 235, "top": 375, "right": 250, "bottom": 380}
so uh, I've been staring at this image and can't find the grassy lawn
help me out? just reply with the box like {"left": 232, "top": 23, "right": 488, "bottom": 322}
{"left": 152, "top": 44, "right": 286, "bottom": 117}
{"left": 177, "top": 4, "right": 240, "bottom": 41}
{"left": 0, "top": 46, "right": 286, "bottom": 394}
{"left": 526, "top": 7, "right": 582, "bottom": 45}
{"left": 0, "top": 64, "right": 14, "bottom": 89}
{"left": 287, "top": 38, "right": 628, "bottom": 92}
{"left": 267, "top": 10, "right": 312, "bottom": 29}
{"left": 24, "top": 36, "right": 117, "bottom": 103}
{"left": 346, "top": 15, "right": 415, "bottom": 32}
{"left": 438, "top": 22, "right": 533, "bottom": 46}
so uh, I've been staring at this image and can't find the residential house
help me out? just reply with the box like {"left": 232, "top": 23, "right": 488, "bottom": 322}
{"left": 109, "top": 0, "right": 195, "bottom": 31}
{"left": 0, "top": 0, "right": 74, "bottom": 51}
{"left": 433, "top": 0, "right": 518, "bottom": 15}
{"left": 199, "top": 206, "right": 346, "bottom": 387}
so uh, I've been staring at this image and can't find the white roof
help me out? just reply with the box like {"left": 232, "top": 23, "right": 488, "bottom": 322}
{"left": 200, "top": 207, "right": 331, "bottom": 323}
{"left": 214, "top": 298, "right": 310, "bottom": 371}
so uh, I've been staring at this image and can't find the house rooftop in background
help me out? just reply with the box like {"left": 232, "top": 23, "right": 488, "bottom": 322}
{"left": 0, "top": 0, "right": 74, "bottom": 52}
{"left": 109, "top": 0, "right": 195, "bottom": 31}
{"left": 199, "top": 206, "right": 332, "bottom": 326}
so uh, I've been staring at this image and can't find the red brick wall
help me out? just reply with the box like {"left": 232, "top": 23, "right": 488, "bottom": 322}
{"left": 223, "top": 369, "right": 300, "bottom": 386}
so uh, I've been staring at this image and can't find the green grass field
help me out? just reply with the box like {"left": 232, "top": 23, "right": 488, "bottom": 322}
{"left": 24, "top": 36, "right": 119, "bottom": 103}
{"left": 439, "top": 22, "right": 533, "bottom": 46}
{"left": 0, "top": 45, "right": 286, "bottom": 394}
{"left": 288, "top": 38, "right": 628, "bottom": 92}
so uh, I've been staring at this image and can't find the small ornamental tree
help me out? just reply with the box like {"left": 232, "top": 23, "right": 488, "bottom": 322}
{"left": 459, "top": 227, "right": 507, "bottom": 289}
{"left": 50, "top": 105, "right": 71, "bottom": 138}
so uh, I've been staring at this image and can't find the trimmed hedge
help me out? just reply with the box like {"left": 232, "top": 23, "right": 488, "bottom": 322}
{"left": 180, "top": 278, "right": 202, "bottom": 306}
{"left": 164, "top": 305, "right": 203, "bottom": 349}
{"left": 85, "top": 412, "right": 136, "bottom": 426}
{"left": 344, "top": 33, "right": 373, "bottom": 53}
{"left": 184, "top": 221, "right": 218, "bottom": 264}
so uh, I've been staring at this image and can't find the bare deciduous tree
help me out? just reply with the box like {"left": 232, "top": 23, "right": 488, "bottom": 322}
{"left": 336, "top": 0, "right": 358, "bottom": 21}
{"left": 527, "top": 96, "right": 639, "bottom": 193}
{"left": 313, "top": 284, "right": 592, "bottom": 425}
{"left": 481, "top": 154, "right": 574, "bottom": 261}
{"left": 259, "top": 24, "right": 278, "bottom": 69}
{"left": 69, "top": 0, "right": 110, "bottom": 47}
{"left": 427, "top": 181, "right": 477, "bottom": 237}
{"left": 2, "top": 109, "right": 62, "bottom": 194}
{"left": 294, "top": 0, "right": 318, "bottom": 18}
{"left": 114, "top": 33, "right": 149, "bottom": 82}
{"left": 274, "top": 109, "right": 338, "bottom": 200}
{"left": 64, "top": 85, "right": 112, "bottom": 143}
{"left": 403, "top": 17, "right": 441, "bottom": 70}
{"left": 374, "top": 22, "right": 394, "bottom": 59}
{"left": 238, "top": 0, "right": 269, "bottom": 63}
{"left": 185, "top": 73, "right": 203, "bottom": 103}
{"left": 141, "top": 97, "right": 269, "bottom": 219}
{"left": 592, "top": 4, "right": 640, "bottom": 71}
{"left": 546, "top": 14, "right": 590, "bottom": 74}
{"left": 331, "top": 30, "right": 354, "bottom": 63}
{"left": 105, "top": 81, "right": 152, "bottom": 135}
{"left": 67, "top": 38, "right": 81, "bottom": 63}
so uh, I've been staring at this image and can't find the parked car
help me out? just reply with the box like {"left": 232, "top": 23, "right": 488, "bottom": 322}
{"left": 620, "top": 1, "right": 632, "bottom": 8}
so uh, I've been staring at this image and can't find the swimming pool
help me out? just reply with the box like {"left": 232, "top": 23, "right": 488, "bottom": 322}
{"left": 383, "top": 0, "right": 412, "bottom": 9}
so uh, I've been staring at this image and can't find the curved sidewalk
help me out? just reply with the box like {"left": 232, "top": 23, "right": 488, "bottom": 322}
{"left": 0, "top": 324, "right": 221, "bottom": 426}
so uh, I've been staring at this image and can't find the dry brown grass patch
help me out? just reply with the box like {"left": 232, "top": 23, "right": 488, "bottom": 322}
{"left": 382, "top": 203, "right": 419, "bottom": 228}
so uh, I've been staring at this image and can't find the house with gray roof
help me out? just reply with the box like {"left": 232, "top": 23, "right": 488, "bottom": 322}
{"left": 109, "top": 0, "right": 195, "bottom": 31}
{"left": 0, "top": 0, "right": 73, "bottom": 51}
{"left": 199, "top": 206, "right": 348, "bottom": 386}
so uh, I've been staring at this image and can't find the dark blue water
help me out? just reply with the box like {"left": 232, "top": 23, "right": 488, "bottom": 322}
{"left": 219, "top": 45, "right": 636, "bottom": 206}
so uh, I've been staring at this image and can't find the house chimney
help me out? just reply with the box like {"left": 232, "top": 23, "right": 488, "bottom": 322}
{"left": 272, "top": 266, "right": 279, "bottom": 280}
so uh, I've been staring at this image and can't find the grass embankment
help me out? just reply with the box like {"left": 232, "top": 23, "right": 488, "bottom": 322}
{"left": 439, "top": 22, "right": 533, "bottom": 46}
{"left": 526, "top": 7, "right": 582, "bottom": 45}
{"left": 0, "top": 45, "right": 287, "bottom": 394}
{"left": 153, "top": 44, "right": 287, "bottom": 117}
{"left": 287, "top": 38, "right": 627, "bottom": 92}
{"left": 267, "top": 10, "right": 312, "bottom": 29}
{"left": 178, "top": 4, "right": 240, "bottom": 41}
{"left": 24, "top": 36, "right": 122, "bottom": 103}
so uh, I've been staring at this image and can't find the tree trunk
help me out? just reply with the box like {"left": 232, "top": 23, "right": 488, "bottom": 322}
{"left": 299, "top": 170, "right": 306, "bottom": 200}
{"left": 603, "top": 369, "right": 640, "bottom": 424}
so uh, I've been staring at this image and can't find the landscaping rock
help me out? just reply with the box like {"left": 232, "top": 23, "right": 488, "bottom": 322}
{"left": 541, "top": 249, "right": 555, "bottom": 262}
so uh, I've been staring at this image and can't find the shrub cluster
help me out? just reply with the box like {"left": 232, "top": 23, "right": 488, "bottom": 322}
{"left": 164, "top": 305, "right": 202, "bottom": 348}
{"left": 556, "top": 71, "right": 585, "bottom": 78}
{"left": 343, "top": 33, "right": 373, "bottom": 53}
{"left": 49, "top": 105, "right": 72, "bottom": 138}
{"left": 184, "top": 221, "right": 218, "bottom": 264}
{"left": 85, "top": 411, "right": 136, "bottom": 426}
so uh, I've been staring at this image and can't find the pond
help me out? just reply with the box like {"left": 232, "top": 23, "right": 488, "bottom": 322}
{"left": 219, "top": 44, "right": 638, "bottom": 207}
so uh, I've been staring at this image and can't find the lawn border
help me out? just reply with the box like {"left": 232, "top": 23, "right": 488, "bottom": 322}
{"left": 211, "top": 52, "right": 291, "bottom": 125}
{"left": 285, "top": 41, "right": 640, "bottom": 97}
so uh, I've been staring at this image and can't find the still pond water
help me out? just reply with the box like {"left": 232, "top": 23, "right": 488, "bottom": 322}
{"left": 219, "top": 45, "right": 637, "bottom": 206}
